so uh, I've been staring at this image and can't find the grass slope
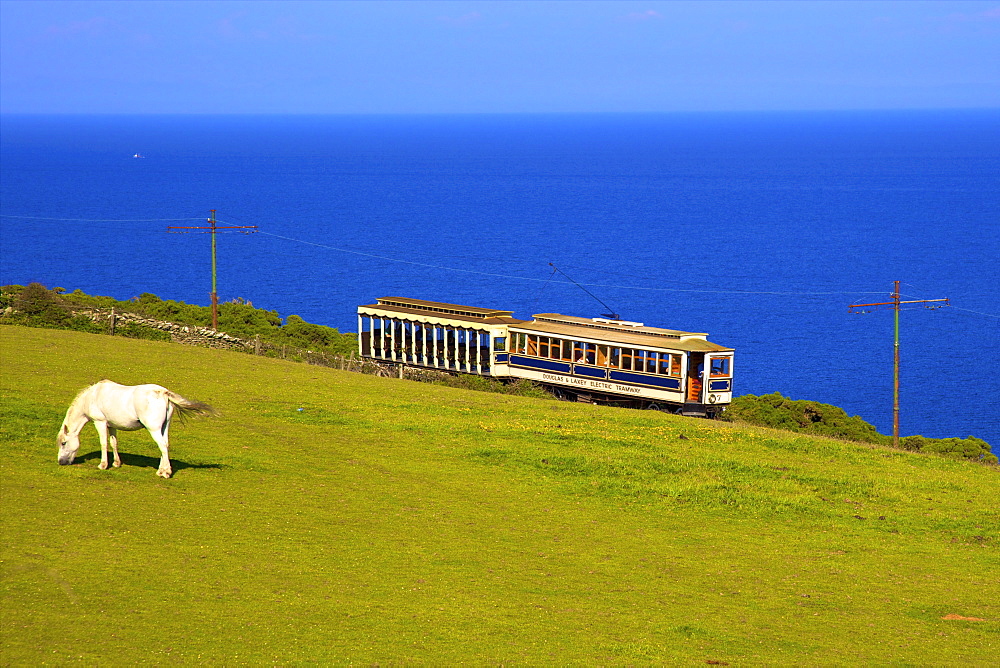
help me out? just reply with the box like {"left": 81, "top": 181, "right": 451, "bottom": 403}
{"left": 1, "top": 325, "right": 997, "bottom": 664}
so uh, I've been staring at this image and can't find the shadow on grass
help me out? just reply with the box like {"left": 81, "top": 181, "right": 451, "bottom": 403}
{"left": 77, "top": 451, "right": 224, "bottom": 472}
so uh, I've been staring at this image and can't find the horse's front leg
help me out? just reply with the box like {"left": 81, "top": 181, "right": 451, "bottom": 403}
{"left": 94, "top": 421, "right": 111, "bottom": 470}
{"left": 109, "top": 427, "right": 121, "bottom": 468}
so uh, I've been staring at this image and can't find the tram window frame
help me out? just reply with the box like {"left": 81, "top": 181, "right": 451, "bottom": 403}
{"left": 493, "top": 336, "right": 507, "bottom": 352}
{"left": 710, "top": 357, "right": 732, "bottom": 377}
{"left": 646, "top": 351, "right": 659, "bottom": 374}
{"left": 538, "top": 337, "right": 550, "bottom": 358}
{"left": 658, "top": 353, "right": 671, "bottom": 375}
{"left": 633, "top": 349, "right": 646, "bottom": 372}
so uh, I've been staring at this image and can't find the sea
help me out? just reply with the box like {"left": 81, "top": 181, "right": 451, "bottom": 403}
{"left": 2, "top": 111, "right": 998, "bottom": 447}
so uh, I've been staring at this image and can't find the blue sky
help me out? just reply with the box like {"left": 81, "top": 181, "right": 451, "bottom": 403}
{"left": 1, "top": 0, "right": 998, "bottom": 113}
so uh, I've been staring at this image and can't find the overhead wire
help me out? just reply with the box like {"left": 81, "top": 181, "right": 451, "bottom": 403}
{"left": 256, "top": 229, "right": 887, "bottom": 297}
{"left": 4, "top": 214, "right": 993, "bottom": 313}
{"left": 0, "top": 214, "right": 204, "bottom": 222}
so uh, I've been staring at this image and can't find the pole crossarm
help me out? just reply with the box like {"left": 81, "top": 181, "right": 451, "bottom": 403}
{"left": 849, "top": 298, "right": 949, "bottom": 311}
{"left": 166, "top": 225, "right": 258, "bottom": 233}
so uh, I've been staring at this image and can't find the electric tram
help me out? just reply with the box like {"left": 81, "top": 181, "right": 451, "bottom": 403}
{"left": 357, "top": 297, "right": 734, "bottom": 417}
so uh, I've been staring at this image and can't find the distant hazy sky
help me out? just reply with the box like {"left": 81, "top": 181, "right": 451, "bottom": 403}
{"left": 1, "top": 0, "right": 998, "bottom": 113}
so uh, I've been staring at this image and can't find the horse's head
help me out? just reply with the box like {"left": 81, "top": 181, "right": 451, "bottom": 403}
{"left": 56, "top": 424, "right": 80, "bottom": 465}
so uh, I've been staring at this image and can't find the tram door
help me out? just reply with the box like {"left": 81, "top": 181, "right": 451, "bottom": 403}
{"left": 687, "top": 353, "right": 705, "bottom": 402}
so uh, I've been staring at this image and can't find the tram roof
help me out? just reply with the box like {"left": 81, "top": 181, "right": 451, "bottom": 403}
{"left": 514, "top": 314, "right": 733, "bottom": 352}
{"left": 359, "top": 297, "right": 733, "bottom": 352}
{"left": 361, "top": 297, "right": 525, "bottom": 324}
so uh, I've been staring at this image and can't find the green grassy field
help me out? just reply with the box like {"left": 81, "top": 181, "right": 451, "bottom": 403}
{"left": 1, "top": 325, "right": 997, "bottom": 664}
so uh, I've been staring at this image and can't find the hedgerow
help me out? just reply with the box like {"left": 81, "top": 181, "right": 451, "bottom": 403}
{"left": 723, "top": 392, "right": 995, "bottom": 464}
{"left": 1, "top": 283, "right": 355, "bottom": 354}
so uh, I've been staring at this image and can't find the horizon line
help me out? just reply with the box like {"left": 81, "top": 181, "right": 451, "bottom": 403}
{"left": 2, "top": 106, "right": 998, "bottom": 117}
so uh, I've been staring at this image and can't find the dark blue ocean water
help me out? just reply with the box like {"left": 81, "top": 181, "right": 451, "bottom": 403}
{"left": 2, "top": 111, "right": 998, "bottom": 446}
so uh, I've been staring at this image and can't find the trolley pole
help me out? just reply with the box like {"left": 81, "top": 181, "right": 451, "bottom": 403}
{"left": 167, "top": 210, "right": 257, "bottom": 330}
{"left": 849, "top": 281, "right": 948, "bottom": 449}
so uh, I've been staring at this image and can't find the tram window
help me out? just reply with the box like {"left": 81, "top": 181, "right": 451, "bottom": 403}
{"left": 658, "top": 354, "right": 671, "bottom": 375}
{"left": 609, "top": 347, "right": 621, "bottom": 368}
{"left": 573, "top": 342, "right": 586, "bottom": 363}
{"left": 538, "top": 337, "right": 550, "bottom": 358}
{"left": 597, "top": 345, "right": 610, "bottom": 367}
{"left": 672, "top": 354, "right": 681, "bottom": 376}
{"left": 646, "top": 351, "right": 658, "bottom": 374}
{"left": 560, "top": 339, "right": 573, "bottom": 361}
{"left": 527, "top": 335, "right": 538, "bottom": 356}
{"left": 634, "top": 350, "right": 646, "bottom": 372}
{"left": 493, "top": 336, "right": 506, "bottom": 351}
{"left": 710, "top": 357, "right": 731, "bottom": 377}
{"left": 619, "top": 348, "right": 632, "bottom": 370}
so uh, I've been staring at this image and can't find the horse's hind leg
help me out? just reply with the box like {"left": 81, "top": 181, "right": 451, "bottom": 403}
{"left": 109, "top": 427, "right": 121, "bottom": 468}
{"left": 150, "top": 422, "right": 172, "bottom": 479}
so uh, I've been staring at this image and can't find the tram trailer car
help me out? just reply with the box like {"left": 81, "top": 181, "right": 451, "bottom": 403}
{"left": 358, "top": 297, "right": 734, "bottom": 417}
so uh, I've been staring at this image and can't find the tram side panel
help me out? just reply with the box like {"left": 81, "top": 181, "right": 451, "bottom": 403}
{"left": 502, "top": 328, "right": 733, "bottom": 414}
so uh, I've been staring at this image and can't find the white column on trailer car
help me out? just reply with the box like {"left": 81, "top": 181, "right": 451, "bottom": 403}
{"left": 390, "top": 317, "right": 398, "bottom": 362}
{"left": 420, "top": 320, "right": 427, "bottom": 365}
{"left": 465, "top": 328, "right": 472, "bottom": 372}
{"left": 357, "top": 314, "right": 362, "bottom": 356}
{"left": 432, "top": 324, "right": 439, "bottom": 368}
{"left": 444, "top": 327, "right": 452, "bottom": 369}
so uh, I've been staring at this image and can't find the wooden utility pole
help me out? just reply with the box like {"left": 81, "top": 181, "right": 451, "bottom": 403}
{"left": 849, "top": 281, "right": 948, "bottom": 448}
{"left": 167, "top": 210, "right": 257, "bottom": 330}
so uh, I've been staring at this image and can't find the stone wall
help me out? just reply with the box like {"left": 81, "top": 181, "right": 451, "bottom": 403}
{"left": 77, "top": 308, "right": 250, "bottom": 350}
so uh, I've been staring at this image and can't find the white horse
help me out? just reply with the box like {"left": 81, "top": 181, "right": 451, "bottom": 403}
{"left": 57, "top": 380, "right": 214, "bottom": 478}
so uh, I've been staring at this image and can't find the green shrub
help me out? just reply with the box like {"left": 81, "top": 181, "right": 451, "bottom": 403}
{"left": 6, "top": 282, "right": 72, "bottom": 329}
{"left": 114, "top": 322, "right": 172, "bottom": 342}
{"left": 724, "top": 392, "right": 994, "bottom": 464}
{"left": 901, "top": 434, "right": 997, "bottom": 464}
{"left": 722, "top": 392, "right": 887, "bottom": 444}
{"left": 272, "top": 314, "right": 355, "bottom": 354}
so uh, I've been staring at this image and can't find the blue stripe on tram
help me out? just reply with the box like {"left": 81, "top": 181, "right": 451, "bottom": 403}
{"left": 573, "top": 366, "right": 608, "bottom": 379}
{"left": 509, "top": 356, "right": 571, "bottom": 374}
{"left": 609, "top": 370, "right": 682, "bottom": 390}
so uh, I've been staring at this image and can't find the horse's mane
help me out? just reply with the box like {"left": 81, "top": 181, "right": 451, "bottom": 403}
{"left": 67, "top": 382, "right": 98, "bottom": 411}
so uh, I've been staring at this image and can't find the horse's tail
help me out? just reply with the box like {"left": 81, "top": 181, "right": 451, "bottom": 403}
{"left": 163, "top": 390, "right": 217, "bottom": 421}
